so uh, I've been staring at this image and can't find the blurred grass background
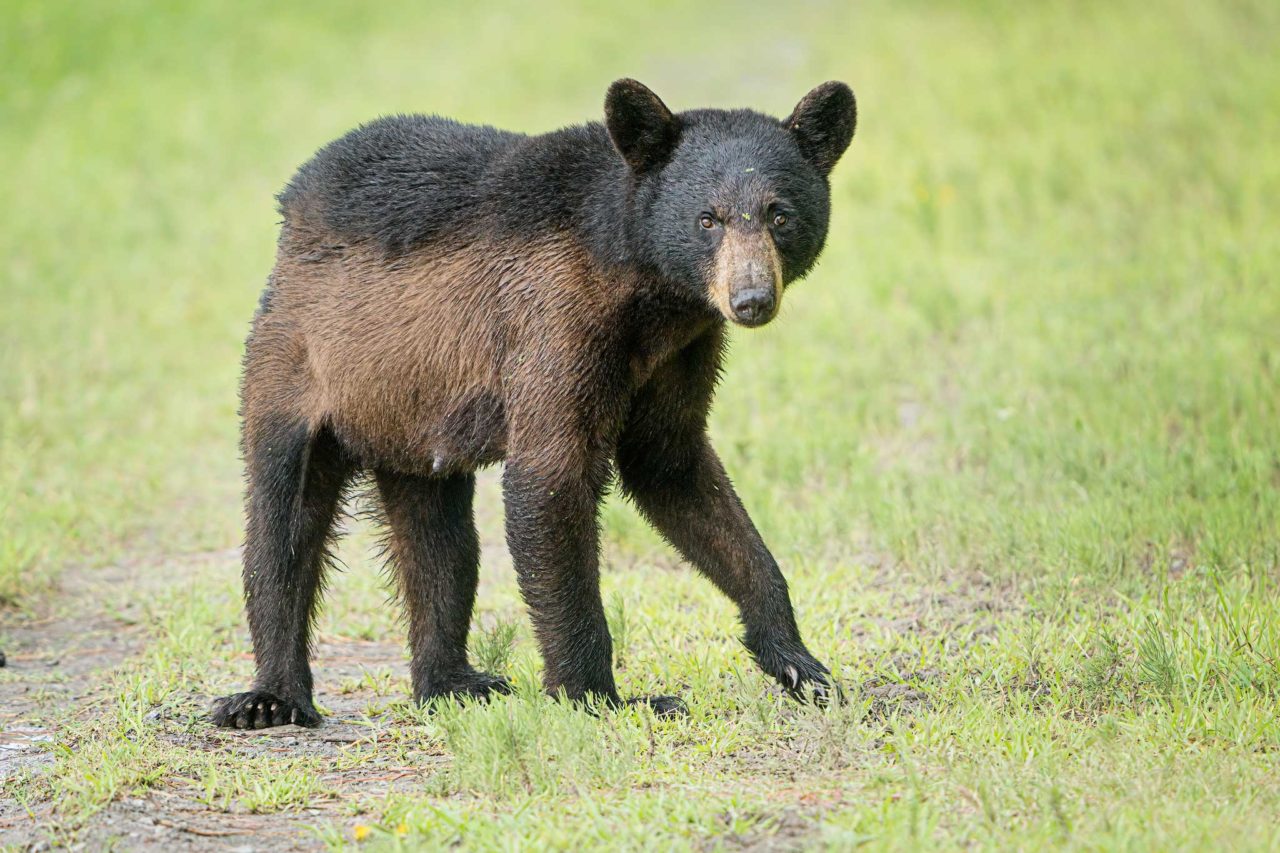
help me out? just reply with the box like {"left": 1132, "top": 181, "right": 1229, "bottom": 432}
{"left": 2, "top": 0, "right": 1277, "bottom": 601}
{"left": 2, "top": 0, "right": 1280, "bottom": 848}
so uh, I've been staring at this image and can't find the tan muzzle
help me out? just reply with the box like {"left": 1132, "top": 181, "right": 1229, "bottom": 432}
{"left": 710, "top": 227, "right": 783, "bottom": 327}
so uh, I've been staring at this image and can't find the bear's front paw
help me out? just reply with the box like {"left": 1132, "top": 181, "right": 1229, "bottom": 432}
{"left": 752, "top": 642, "right": 843, "bottom": 706}
{"left": 781, "top": 666, "right": 843, "bottom": 707}
{"left": 211, "top": 691, "right": 322, "bottom": 729}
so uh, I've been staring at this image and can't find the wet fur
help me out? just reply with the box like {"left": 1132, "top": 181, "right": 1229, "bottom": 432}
{"left": 213, "top": 80, "right": 855, "bottom": 728}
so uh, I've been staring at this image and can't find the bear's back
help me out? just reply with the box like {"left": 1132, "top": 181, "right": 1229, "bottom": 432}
{"left": 278, "top": 114, "right": 525, "bottom": 254}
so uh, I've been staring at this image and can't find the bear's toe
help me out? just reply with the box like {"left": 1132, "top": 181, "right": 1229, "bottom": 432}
{"left": 211, "top": 691, "right": 321, "bottom": 729}
{"left": 756, "top": 645, "right": 842, "bottom": 706}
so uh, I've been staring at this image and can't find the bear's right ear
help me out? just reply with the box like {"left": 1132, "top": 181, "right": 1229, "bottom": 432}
{"left": 605, "top": 79, "right": 679, "bottom": 175}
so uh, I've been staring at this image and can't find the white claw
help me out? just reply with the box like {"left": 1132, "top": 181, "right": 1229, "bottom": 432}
{"left": 290, "top": 708, "right": 298, "bottom": 723}
{"left": 786, "top": 665, "right": 800, "bottom": 689}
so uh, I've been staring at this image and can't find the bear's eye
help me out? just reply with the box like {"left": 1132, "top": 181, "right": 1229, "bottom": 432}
{"left": 698, "top": 214, "right": 717, "bottom": 230}
{"left": 772, "top": 212, "right": 789, "bottom": 228}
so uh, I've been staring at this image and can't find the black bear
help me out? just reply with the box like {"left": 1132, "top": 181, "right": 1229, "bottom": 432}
{"left": 212, "top": 79, "right": 856, "bottom": 728}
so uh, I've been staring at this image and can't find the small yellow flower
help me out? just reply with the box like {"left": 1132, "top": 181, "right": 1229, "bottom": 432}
{"left": 353, "top": 824, "right": 372, "bottom": 842}
{"left": 396, "top": 822, "right": 409, "bottom": 837}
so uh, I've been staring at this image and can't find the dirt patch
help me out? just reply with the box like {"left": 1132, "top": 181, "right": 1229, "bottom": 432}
{"left": 707, "top": 804, "right": 825, "bottom": 852}
{"left": 0, "top": 550, "right": 224, "bottom": 809}
{"left": 0, "top": 551, "right": 213, "bottom": 726}
{"left": 0, "top": 548, "right": 398, "bottom": 850}
{"left": 1, "top": 614, "right": 441, "bottom": 850}
{"left": 37, "top": 795, "right": 326, "bottom": 851}
{"left": 104, "top": 633, "right": 448, "bottom": 850}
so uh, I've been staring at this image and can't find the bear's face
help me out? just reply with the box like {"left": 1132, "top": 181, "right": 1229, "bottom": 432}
{"left": 606, "top": 80, "right": 856, "bottom": 327}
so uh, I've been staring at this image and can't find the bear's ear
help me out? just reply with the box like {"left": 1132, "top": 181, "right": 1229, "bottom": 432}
{"left": 605, "top": 79, "right": 680, "bottom": 175}
{"left": 784, "top": 81, "right": 857, "bottom": 175}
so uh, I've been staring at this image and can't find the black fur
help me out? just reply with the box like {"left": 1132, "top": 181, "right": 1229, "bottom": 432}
{"left": 784, "top": 81, "right": 857, "bottom": 176}
{"left": 279, "top": 116, "right": 522, "bottom": 255}
{"left": 212, "top": 418, "right": 352, "bottom": 729}
{"left": 277, "top": 83, "right": 854, "bottom": 294}
{"left": 604, "top": 78, "right": 681, "bottom": 174}
{"left": 375, "top": 469, "right": 512, "bottom": 703}
{"left": 633, "top": 106, "right": 837, "bottom": 287}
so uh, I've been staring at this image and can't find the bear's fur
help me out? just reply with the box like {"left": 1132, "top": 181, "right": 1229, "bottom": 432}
{"left": 212, "top": 79, "right": 856, "bottom": 728}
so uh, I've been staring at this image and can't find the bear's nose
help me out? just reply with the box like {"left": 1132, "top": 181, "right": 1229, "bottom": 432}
{"left": 730, "top": 288, "right": 776, "bottom": 326}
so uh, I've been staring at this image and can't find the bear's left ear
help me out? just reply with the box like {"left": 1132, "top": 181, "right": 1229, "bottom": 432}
{"left": 784, "top": 82, "right": 857, "bottom": 175}
{"left": 605, "top": 78, "right": 680, "bottom": 175}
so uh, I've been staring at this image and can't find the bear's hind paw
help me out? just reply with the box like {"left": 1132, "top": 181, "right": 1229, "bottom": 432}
{"left": 416, "top": 669, "right": 513, "bottom": 707}
{"left": 211, "top": 690, "right": 322, "bottom": 729}
{"left": 625, "top": 694, "right": 689, "bottom": 718}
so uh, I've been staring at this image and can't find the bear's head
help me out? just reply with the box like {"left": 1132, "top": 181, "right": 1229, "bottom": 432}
{"left": 605, "top": 78, "right": 855, "bottom": 327}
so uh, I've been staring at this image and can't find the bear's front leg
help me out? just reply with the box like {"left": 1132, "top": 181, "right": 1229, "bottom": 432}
{"left": 502, "top": 459, "right": 618, "bottom": 703}
{"left": 617, "top": 431, "right": 836, "bottom": 704}
{"left": 502, "top": 459, "right": 687, "bottom": 718}
{"left": 616, "top": 334, "right": 837, "bottom": 705}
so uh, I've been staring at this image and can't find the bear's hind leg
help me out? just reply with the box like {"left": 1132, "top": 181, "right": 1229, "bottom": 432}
{"left": 374, "top": 469, "right": 511, "bottom": 705}
{"left": 213, "top": 418, "right": 352, "bottom": 729}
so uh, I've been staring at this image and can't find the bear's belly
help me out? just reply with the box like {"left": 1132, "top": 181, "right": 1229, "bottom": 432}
{"left": 293, "top": 241, "right": 512, "bottom": 475}
{"left": 422, "top": 390, "right": 508, "bottom": 474}
{"left": 328, "top": 388, "right": 507, "bottom": 476}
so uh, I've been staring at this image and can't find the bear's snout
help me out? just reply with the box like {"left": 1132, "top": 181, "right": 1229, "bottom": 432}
{"left": 712, "top": 228, "right": 782, "bottom": 327}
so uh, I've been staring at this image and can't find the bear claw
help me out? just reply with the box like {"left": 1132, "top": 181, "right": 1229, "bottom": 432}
{"left": 756, "top": 645, "right": 842, "bottom": 707}
{"left": 211, "top": 690, "right": 321, "bottom": 729}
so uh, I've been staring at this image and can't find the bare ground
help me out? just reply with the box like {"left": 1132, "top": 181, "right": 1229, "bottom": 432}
{"left": 0, "top": 548, "right": 447, "bottom": 851}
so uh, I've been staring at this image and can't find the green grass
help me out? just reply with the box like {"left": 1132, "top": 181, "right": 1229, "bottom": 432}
{"left": 3, "top": 0, "right": 1280, "bottom": 848}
